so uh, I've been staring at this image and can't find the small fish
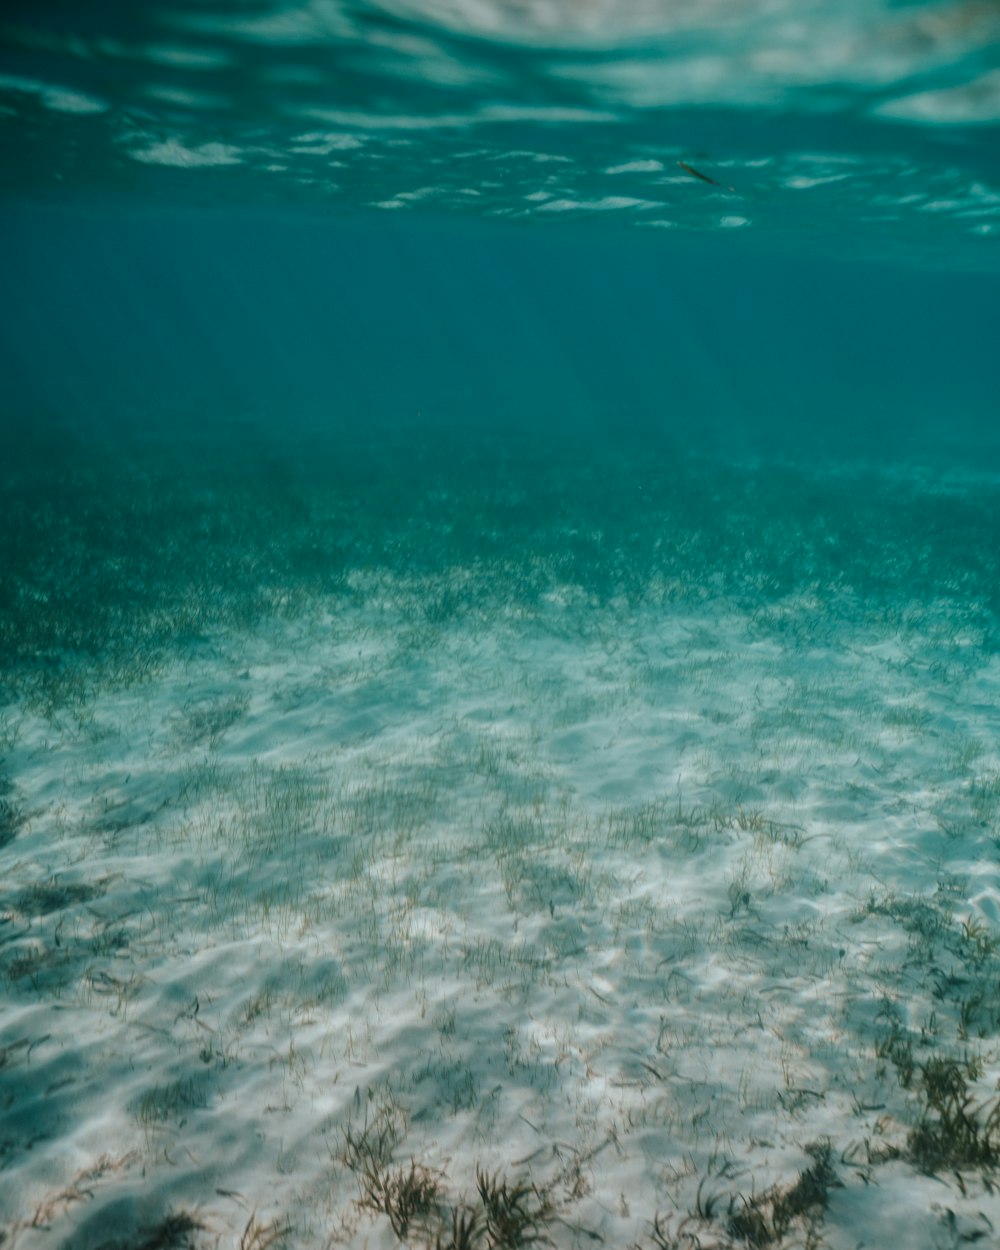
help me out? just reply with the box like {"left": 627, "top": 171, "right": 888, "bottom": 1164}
{"left": 677, "top": 160, "right": 721, "bottom": 186}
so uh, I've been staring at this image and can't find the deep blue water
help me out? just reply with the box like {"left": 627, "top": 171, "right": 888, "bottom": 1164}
{"left": 2, "top": 202, "right": 998, "bottom": 462}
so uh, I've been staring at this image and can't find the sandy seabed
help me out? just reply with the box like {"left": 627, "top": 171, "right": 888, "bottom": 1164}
{"left": 3, "top": 455, "right": 1000, "bottom": 1250}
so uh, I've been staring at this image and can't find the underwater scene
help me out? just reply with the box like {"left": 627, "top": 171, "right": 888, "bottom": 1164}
{"left": 2, "top": 2, "right": 1000, "bottom": 1248}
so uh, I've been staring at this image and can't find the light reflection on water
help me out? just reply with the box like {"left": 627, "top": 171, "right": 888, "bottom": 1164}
{"left": 0, "top": 1, "right": 998, "bottom": 266}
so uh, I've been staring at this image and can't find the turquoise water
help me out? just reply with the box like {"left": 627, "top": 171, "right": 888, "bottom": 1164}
{"left": 1, "top": 1, "right": 999, "bottom": 463}
{"left": 2, "top": 5, "right": 1000, "bottom": 1249}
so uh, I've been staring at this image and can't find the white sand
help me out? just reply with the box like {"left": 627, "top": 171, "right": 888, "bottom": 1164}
{"left": 3, "top": 573, "right": 1000, "bottom": 1248}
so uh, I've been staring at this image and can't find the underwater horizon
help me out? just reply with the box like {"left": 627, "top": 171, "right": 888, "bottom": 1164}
{"left": 2, "top": 4, "right": 1000, "bottom": 1249}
